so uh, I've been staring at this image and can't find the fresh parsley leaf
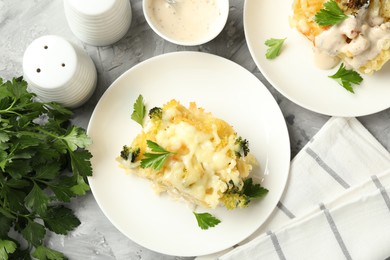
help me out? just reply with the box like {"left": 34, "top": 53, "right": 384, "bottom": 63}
{"left": 0, "top": 216, "right": 13, "bottom": 237}
{"left": 44, "top": 102, "right": 73, "bottom": 117}
{"left": 61, "top": 126, "right": 92, "bottom": 151}
{"left": 0, "top": 131, "right": 9, "bottom": 143}
{"left": 32, "top": 245, "right": 65, "bottom": 260}
{"left": 6, "top": 189, "right": 28, "bottom": 215}
{"left": 0, "top": 208, "right": 14, "bottom": 220}
{"left": 140, "top": 140, "right": 174, "bottom": 170}
{"left": 7, "top": 77, "right": 29, "bottom": 100}
{"left": 34, "top": 163, "right": 61, "bottom": 180}
{"left": 314, "top": 0, "right": 348, "bottom": 26}
{"left": 24, "top": 183, "right": 49, "bottom": 216}
{"left": 140, "top": 153, "right": 171, "bottom": 170}
{"left": 131, "top": 94, "right": 146, "bottom": 126}
{"left": 69, "top": 149, "right": 93, "bottom": 177}
{"left": 49, "top": 176, "right": 77, "bottom": 202}
{"left": 242, "top": 178, "right": 269, "bottom": 199}
{"left": 146, "top": 140, "right": 171, "bottom": 153}
{"left": 193, "top": 212, "right": 221, "bottom": 230}
{"left": 70, "top": 175, "right": 90, "bottom": 196}
{"left": 9, "top": 247, "right": 32, "bottom": 260}
{"left": 0, "top": 239, "right": 17, "bottom": 260}
{"left": 329, "top": 63, "right": 363, "bottom": 93}
{"left": 43, "top": 206, "right": 80, "bottom": 235}
{"left": 21, "top": 221, "right": 46, "bottom": 247}
{"left": 4, "top": 178, "right": 30, "bottom": 189}
{"left": 265, "top": 38, "right": 286, "bottom": 59}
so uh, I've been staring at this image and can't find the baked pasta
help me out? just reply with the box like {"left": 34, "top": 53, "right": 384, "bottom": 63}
{"left": 117, "top": 98, "right": 264, "bottom": 209}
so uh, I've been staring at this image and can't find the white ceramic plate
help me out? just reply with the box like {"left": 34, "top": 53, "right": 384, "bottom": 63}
{"left": 87, "top": 52, "right": 290, "bottom": 257}
{"left": 244, "top": 0, "right": 390, "bottom": 117}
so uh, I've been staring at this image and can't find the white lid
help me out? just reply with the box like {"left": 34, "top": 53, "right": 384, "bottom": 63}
{"left": 66, "top": 0, "right": 117, "bottom": 16}
{"left": 23, "top": 35, "right": 77, "bottom": 89}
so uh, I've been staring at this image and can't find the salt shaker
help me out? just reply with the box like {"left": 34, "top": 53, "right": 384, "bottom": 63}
{"left": 64, "top": 0, "right": 132, "bottom": 46}
{"left": 23, "top": 35, "right": 97, "bottom": 108}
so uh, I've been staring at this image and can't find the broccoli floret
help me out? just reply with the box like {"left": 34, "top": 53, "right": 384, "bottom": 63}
{"left": 221, "top": 178, "right": 269, "bottom": 210}
{"left": 221, "top": 180, "right": 250, "bottom": 210}
{"left": 221, "top": 192, "right": 250, "bottom": 210}
{"left": 120, "top": 145, "right": 140, "bottom": 162}
{"left": 148, "top": 107, "right": 162, "bottom": 120}
{"left": 235, "top": 136, "right": 250, "bottom": 158}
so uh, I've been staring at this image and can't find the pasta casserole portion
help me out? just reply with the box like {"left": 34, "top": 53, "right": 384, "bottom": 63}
{"left": 117, "top": 98, "right": 266, "bottom": 210}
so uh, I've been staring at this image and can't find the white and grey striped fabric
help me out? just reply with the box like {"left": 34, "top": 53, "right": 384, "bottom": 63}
{"left": 211, "top": 117, "right": 390, "bottom": 260}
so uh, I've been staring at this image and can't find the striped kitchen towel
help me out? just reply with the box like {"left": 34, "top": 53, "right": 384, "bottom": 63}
{"left": 212, "top": 117, "right": 390, "bottom": 260}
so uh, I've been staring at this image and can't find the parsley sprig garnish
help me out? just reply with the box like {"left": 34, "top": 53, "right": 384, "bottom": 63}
{"left": 265, "top": 38, "right": 286, "bottom": 59}
{"left": 242, "top": 178, "right": 269, "bottom": 199}
{"left": 314, "top": 0, "right": 348, "bottom": 26}
{"left": 0, "top": 77, "right": 92, "bottom": 259}
{"left": 140, "top": 140, "right": 174, "bottom": 170}
{"left": 193, "top": 212, "right": 221, "bottom": 230}
{"left": 131, "top": 94, "right": 146, "bottom": 126}
{"left": 329, "top": 63, "right": 363, "bottom": 93}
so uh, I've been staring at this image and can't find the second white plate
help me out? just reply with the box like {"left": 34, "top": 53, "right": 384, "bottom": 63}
{"left": 87, "top": 51, "right": 290, "bottom": 257}
{"left": 244, "top": 0, "right": 390, "bottom": 117}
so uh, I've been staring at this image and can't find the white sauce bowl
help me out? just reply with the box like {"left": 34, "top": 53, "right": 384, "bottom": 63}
{"left": 143, "top": 0, "right": 229, "bottom": 46}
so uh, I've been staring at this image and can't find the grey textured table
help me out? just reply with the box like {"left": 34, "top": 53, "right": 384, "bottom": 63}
{"left": 0, "top": 0, "right": 389, "bottom": 259}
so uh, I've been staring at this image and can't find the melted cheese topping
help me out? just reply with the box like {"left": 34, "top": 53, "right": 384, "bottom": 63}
{"left": 118, "top": 100, "right": 255, "bottom": 208}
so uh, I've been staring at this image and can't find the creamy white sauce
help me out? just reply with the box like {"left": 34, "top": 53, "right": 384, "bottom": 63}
{"left": 313, "top": 47, "right": 341, "bottom": 69}
{"left": 313, "top": 7, "right": 390, "bottom": 71}
{"left": 148, "top": 0, "right": 222, "bottom": 43}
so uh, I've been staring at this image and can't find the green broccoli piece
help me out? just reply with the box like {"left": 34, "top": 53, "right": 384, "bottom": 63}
{"left": 221, "top": 192, "right": 250, "bottom": 210}
{"left": 120, "top": 145, "right": 140, "bottom": 162}
{"left": 221, "top": 178, "right": 269, "bottom": 210}
{"left": 235, "top": 136, "right": 250, "bottom": 158}
{"left": 148, "top": 107, "right": 162, "bottom": 120}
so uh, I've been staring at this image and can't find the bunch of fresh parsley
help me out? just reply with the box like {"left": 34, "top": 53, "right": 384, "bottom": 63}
{"left": 0, "top": 77, "right": 92, "bottom": 259}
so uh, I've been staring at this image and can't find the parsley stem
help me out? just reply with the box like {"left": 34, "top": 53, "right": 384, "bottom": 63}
{"left": 0, "top": 201, "right": 40, "bottom": 221}
{"left": 0, "top": 98, "right": 21, "bottom": 116}
{"left": 36, "top": 127, "right": 59, "bottom": 139}
{"left": 33, "top": 178, "right": 50, "bottom": 186}
{"left": 36, "top": 127, "right": 72, "bottom": 150}
{"left": 0, "top": 109, "right": 22, "bottom": 117}
{"left": 0, "top": 205, "right": 17, "bottom": 219}
{"left": 36, "top": 127, "right": 73, "bottom": 149}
